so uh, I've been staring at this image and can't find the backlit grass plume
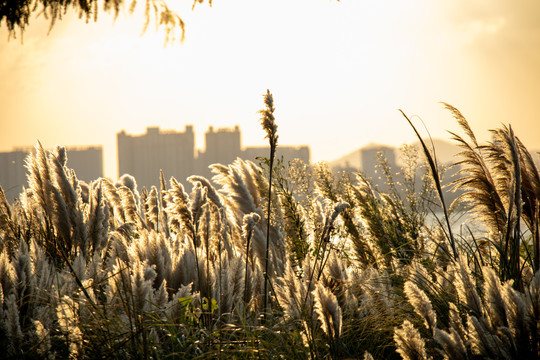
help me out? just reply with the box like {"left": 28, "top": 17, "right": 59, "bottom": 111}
{"left": 259, "top": 89, "right": 278, "bottom": 152}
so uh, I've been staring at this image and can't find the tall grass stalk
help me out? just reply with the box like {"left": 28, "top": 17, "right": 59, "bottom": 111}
{"left": 259, "top": 89, "right": 278, "bottom": 320}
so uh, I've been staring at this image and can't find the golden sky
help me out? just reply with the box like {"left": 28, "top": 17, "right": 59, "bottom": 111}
{"left": 1, "top": 0, "right": 539, "bottom": 178}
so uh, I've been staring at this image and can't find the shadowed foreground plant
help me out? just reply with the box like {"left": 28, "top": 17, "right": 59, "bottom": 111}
{"left": 1, "top": 0, "right": 193, "bottom": 44}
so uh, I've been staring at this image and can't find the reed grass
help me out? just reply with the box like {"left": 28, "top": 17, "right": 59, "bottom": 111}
{"left": 1, "top": 102, "right": 540, "bottom": 359}
{"left": 259, "top": 89, "right": 278, "bottom": 320}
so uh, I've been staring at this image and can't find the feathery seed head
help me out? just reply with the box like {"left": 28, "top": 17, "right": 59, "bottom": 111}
{"left": 54, "top": 145, "right": 67, "bottom": 167}
{"left": 404, "top": 281, "right": 437, "bottom": 332}
{"left": 394, "top": 320, "right": 428, "bottom": 360}
{"left": 443, "top": 102, "right": 478, "bottom": 146}
{"left": 321, "top": 202, "right": 349, "bottom": 242}
{"left": 454, "top": 257, "right": 483, "bottom": 316}
{"left": 117, "top": 185, "right": 140, "bottom": 225}
{"left": 145, "top": 186, "right": 159, "bottom": 226}
{"left": 433, "top": 328, "right": 467, "bottom": 360}
{"left": 330, "top": 202, "right": 350, "bottom": 224}
{"left": 314, "top": 282, "right": 342, "bottom": 339}
{"left": 243, "top": 212, "right": 261, "bottom": 228}
{"left": 116, "top": 174, "right": 138, "bottom": 193}
{"left": 258, "top": 89, "right": 278, "bottom": 149}
{"left": 187, "top": 175, "right": 223, "bottom": 208}
{"left": 167, "top": 177, "right": 196, "bottom": 241}
{"left": 242, "top": 212, "right": 261, "bottom": 247}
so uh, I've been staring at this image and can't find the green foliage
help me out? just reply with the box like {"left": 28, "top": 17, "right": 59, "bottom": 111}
{"left": 260, "top": 156, "right": 310, "bottom": 267}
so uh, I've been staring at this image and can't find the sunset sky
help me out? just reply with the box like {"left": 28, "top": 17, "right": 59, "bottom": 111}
{"left": 1, "top": 0, "right": 539, "bottom": 179}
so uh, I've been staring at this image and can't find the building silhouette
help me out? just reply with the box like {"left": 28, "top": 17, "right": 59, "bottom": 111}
{"left": 64, "top": 146, "right": 104, "bottom": 183}
{"left": 118, "top": 126, "right": 195, "bottom": 190}
{"left": 197, "top": 126, "right": 242, "bottom": 176}
{"left": 0, "top": 149, "right": 28, "bottom": 202}
{"left": 0, "top": 146, "right": 103, "bottom": 201}
{"left": 117, "top": 125, "right": 310, "bottom": 190}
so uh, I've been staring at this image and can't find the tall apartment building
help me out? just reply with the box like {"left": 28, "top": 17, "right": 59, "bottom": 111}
{"left": 118, "top": 125, "right": 310, "bottom": 189}
{"left": 0, "top": 146, "right": 103, "bottom": 202}
{"left": 0, "top": 149, "right": 29, "bottom": 201}
{"left": 67, "top": 146, "right": 104, "bottom": 183}
{"left": 117, "top": 126, "right": 195, "bottom": 190}
{"left": 197, "top": 126, "right": 242, "bottom": 177}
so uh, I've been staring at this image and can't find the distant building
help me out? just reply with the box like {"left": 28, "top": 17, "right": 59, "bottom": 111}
{"left": 197, "top": 126, "right": 242, "bottom": 177}
{"left": 0, "top": 146, "right": 103, "bottom": 202}
{"left": 117, "top": 126, "right": 195, "bottom": 190}
{"left": 0, "top": 149, "right": 29, "bottom": 201}
{"left": 65, "top": 146, "right": 104, "bottom": 183}
{"left": 117, "top": 125, "right": 310, "bottom": 189}
{"left": 242, "top": 146, "right": 311, "bottom": 165}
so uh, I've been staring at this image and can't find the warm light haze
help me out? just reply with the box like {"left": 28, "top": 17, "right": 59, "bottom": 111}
{"left": 1, "top": 0, "right": 539, "bottom": 179}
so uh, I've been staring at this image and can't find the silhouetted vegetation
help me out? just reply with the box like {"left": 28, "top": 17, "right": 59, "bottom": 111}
{"left": 0, "top": 0, "right": 201, "bottom": 42}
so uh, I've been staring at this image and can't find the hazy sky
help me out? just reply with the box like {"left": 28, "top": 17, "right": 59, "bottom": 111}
{"left": 1, "top": 0, "right": 539, "bottom": 178}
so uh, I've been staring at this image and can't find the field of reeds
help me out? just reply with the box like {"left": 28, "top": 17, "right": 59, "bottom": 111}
{"left": 1, "top": 95, "right": 540, "bottom": 359}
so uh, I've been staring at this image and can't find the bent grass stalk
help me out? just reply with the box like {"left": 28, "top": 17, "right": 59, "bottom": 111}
{"left": 400, "top": 109, "right": 457, "bottom": 259}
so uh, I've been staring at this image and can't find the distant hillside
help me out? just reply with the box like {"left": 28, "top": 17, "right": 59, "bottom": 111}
{"left": 415, "top": 138, "right": 461, "bottom": 165}
{"left": 329, "top": 138, "right": 461, "bottom": 172}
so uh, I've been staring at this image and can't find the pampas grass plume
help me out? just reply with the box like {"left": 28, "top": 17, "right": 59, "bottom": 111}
{"left": 394, "top": 320, "right": 429, "bottom": 360}
{"left": 259, "top": 89, "right": 278, "bottom": 149}
{"left": 404, "top": 281, "right": 437, "bottom": 332}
